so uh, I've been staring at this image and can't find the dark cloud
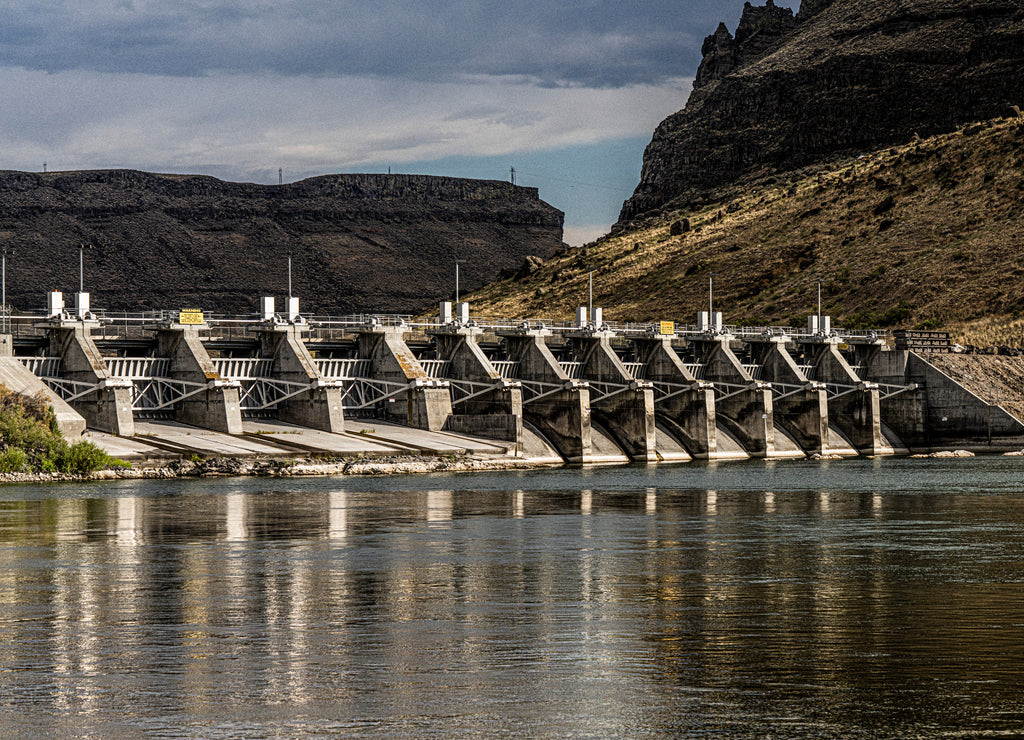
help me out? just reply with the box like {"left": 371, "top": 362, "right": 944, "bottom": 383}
{"left": 0, "top": 1, "right": 799, "bottom": 87}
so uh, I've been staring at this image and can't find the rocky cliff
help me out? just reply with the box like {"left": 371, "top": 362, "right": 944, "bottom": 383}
{"left": 0, "top": 171, "right": 564, "bottom": 314}
{"left": 468, "top": 114, "right": 1024, "bottom": 347}
{"left": 620, "top": 0, "right": 1024, "bottom": 222}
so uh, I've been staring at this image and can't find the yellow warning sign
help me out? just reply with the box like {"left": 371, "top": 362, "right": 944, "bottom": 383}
{"left": 178, "top": 309, "right": 205, "bottom": 325}
{"left": 659, "top": 321, "right": 675, "bottom": 336}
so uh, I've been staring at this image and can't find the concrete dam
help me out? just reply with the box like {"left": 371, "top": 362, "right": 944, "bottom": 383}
{"left": 2, "top": 290, "right": 1022, "bottom": 464}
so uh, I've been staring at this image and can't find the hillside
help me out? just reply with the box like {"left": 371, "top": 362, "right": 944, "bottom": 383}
{"left": 621, "top": 0, "right": 1024, "bottom": 223}
{"left": 466, "top": 114, "right": 1024, "bottom": 347}
{"left": 0, "top": 171, "right": 564, "bottom": 315}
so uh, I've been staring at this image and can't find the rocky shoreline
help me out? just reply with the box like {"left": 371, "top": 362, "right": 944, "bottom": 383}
{"left": 0, "top": 455, "right": 559, "bottom": 484}
{"left": 6, "top": 447, "right": 1024, "bottom": 485}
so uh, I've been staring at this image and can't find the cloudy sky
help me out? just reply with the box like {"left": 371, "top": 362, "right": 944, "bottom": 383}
{"left": 0, "top": 0, "right": 798, "bottom": 244}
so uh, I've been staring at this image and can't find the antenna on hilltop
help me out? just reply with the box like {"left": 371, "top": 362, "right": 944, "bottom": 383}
{"left": 510, "top": 166, "right": 516, "bottom": 186}
{"left": 278, "top": 168, "right": 283, "bottom": 186}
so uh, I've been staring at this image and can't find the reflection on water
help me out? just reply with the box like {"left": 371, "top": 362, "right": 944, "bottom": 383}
{"left": 1, "top": 458, "right": 1024, "bottom": 738}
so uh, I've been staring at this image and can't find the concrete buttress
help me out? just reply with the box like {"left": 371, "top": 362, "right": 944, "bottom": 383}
{"left": 45, "top": 320, "right": 134, "bottom": 435}
{"left": 258, "top": 324, "right": 345, "bottom": 433}
{"left": 356, "top": 326, "right": 452, "bottom": 431}
{"left": 499, "top": 329, "right": 592, "bottom": 463}
{"left": 801, "top": 338, "right": 890, "bottom": 455}
{"left": 747, "top": 337, "right": 829, "bottom": 455}
{"left": 690, "top": 334, "right": 776, "bottom": 457}
{"left": 430, "top": 326, "right": 523, "bottom": 453}
{"left": 155, "top": 324, "right": 243, "bottom": 434}
{"left": 567, "top": 331, "right": 657, "bottom": 462}
{"left": 634, "top": 336, "right": 717, "bottom": 458}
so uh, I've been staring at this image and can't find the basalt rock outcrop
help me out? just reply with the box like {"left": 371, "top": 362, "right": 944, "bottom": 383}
{"left": 620, "top": 0, "right": 1024, "bottom": 222}
{"left": 0, "top": 170, "right": 564, "bottom": 314}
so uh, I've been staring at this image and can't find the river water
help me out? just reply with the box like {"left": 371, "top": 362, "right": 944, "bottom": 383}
{"left": 1, "top": 458, "right": 1023, "bottom": 739}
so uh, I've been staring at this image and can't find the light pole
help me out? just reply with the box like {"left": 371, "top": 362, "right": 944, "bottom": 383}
{"left": 455, "top": 258, "right": 463, "bottom": 303}
{"left": 2, "top": 246, "right": 9, "bottom": 311}
{"left": 817, "top": 279, "right": 822, "bottom": 333}
{"left": 287, "top": 252, "right": 293, "bottom": 299}
{"left": 709, "top": 272, "right": 717, "bottom": 317}
{"left": 79, "top": 244, "right": 86, "bottom": 292}
{"left": 588, "top": 269, "right": 594, "bottom": 320}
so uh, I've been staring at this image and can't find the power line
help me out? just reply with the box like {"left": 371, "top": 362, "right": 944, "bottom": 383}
{"left": 512, "top": 169, "right": 634, "bottom": 194}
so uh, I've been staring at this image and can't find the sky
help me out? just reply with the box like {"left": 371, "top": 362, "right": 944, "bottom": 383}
{"left": 0, "top": 0, "right": 799, "bottom": 245}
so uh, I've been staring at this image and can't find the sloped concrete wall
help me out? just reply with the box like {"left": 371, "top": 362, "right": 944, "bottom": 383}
{"left": 0, "top": 356, "right": 86, "bottom": 438}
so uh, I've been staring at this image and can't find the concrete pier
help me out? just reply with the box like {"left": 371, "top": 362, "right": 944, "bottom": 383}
{"left": 690, "top": 334, "right": 779, "bottom": 457}
{"left": 258, "top": 322, "right": 345, "bottom": 433}
{"left": 430, "top": 324, "right": 523, "bottom": 452}
{"left": 799, "top": 336, "right": 891, "bottom": 455}
{"left": 155, "top": 323, "right": 243, "bottom": 435}
{"left": 44, "top": 316, "right": 134, "bottom": 436}
{"left": 566, "top": 329, "right": 657, "bottom": 462}
{"left": 499, "top": 328, "right": 594, "bottom": 464}
{"left": 356, "top": 324, "right": 452, "bottom": 431}
{"left": 634, "top": 335, "right": 718, "bottom": 458}
{"left": 747, "top": 335, "right": 830, "bottom": 455}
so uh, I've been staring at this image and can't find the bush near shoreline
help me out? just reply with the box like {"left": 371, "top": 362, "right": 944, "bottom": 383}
{"left": 0, "top": 386, "right": 128, "bottom": 474}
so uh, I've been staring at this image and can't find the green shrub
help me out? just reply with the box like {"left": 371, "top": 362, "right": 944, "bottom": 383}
{"left": 0, "top": 386, "right": 128, "bottom": 475}
{"left": 56, "top": 441, "right": 115, "bottom": 475}
{"left": 0, "top": 448, "right": 28, "bottom": 473}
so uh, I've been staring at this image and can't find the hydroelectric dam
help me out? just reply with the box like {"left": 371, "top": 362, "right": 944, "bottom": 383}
{"left": 2, "top": 290, "right": 1022, "bottom": 465}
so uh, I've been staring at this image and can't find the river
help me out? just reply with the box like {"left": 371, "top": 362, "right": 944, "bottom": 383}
{"left": 1, "top": 457, "right": 1023, "bottom": 738}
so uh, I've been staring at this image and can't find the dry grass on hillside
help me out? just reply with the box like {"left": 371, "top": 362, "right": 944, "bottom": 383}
{"left": 467, "top": 115, "right": 1024, "bottom": 345}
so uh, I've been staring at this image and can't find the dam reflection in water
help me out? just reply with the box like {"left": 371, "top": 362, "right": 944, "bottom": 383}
{"left": 1, "top": 461, "right": 1024, "bottom": 738}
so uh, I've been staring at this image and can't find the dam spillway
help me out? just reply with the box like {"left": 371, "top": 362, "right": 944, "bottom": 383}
{"left": 3, "top": 291, "right": 1023, "bottom": 464}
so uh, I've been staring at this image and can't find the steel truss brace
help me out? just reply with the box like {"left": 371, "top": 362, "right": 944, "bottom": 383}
{"left": 39, "top": 377, "right": 104, "bottom": 403}
{"left": 235, "top": 378, "right": 318, "bottom": 411}
{"left": 649, "top": 380, "right": 714, "bottom": 404}
{"left": 878, "top": 383, "right": 918, "bottom": 400}
{"left": 339, "top": 377, "right": 415, "bottom": 410}
{"left": 715, "top": 380, "right": 772, "bottom": 402}
{"left": 448, "top": 378, "right": 521, "bottom": 407}
{"left": 131, "top": 377, "right": 225, "bottom": 411}
{"left": 519, "top": 378, "right": 589, "bottom": 406}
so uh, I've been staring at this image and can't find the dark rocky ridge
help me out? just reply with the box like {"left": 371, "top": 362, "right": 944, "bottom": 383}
{"left": 620, "top": 0, "right": 1024, "bottom": 222}
{"left": 0, "top": 170, "right": 564, "bottom": 314}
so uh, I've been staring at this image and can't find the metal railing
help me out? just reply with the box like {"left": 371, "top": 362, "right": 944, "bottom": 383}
{"left": 214, "top": 358, "right": 274, "bottom": 379}
{"left": 490, "top": 360, "right": 520, "bottom": 379}
{"left": 105, "top": 357, "right": 171, "bottom": 379}
{"left": 559, "top": 361, "right": 584, "bottom": 379}
{"left": 418, "top": 359, "right": 450, "bottom": 379}
{"left": 316, "top": 358, "right": 372, "bottom": 379}
{"left": 18, "top": 357, "right": 62, "bottom": 376}
{"left": 1, "top": 307, "right": 894, "bottom": 346}
{"left": 622, "top": 362, "right": 645, "bottom": 379}
{"left": 742, "top": 364, "right": 763, "bottom": 380}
